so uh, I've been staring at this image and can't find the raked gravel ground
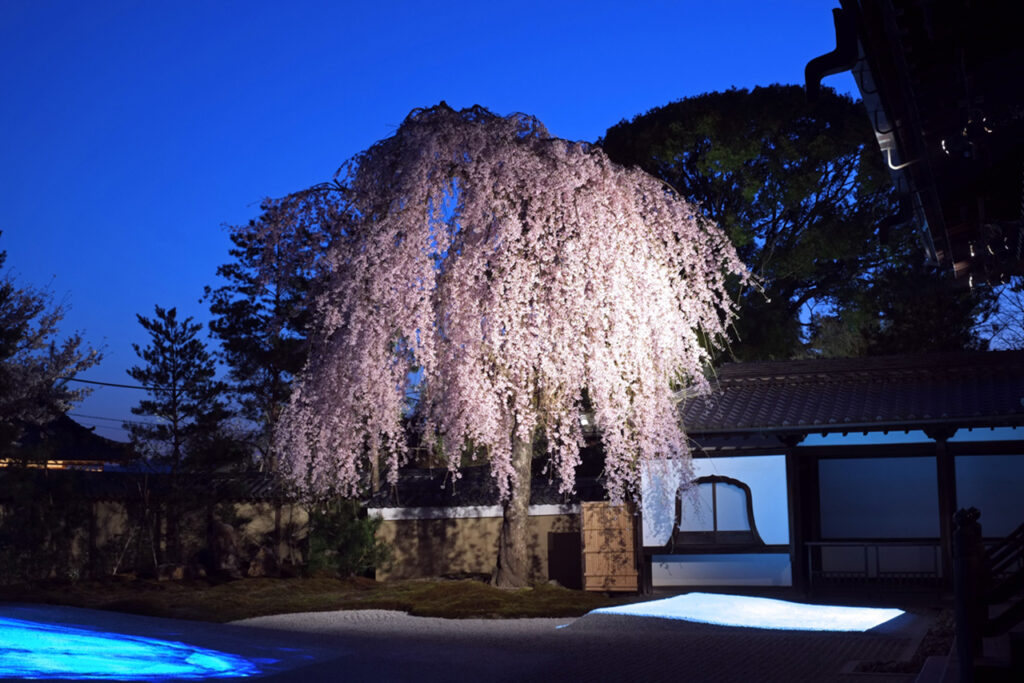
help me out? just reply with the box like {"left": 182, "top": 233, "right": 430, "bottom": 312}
{"left": 232, "top": 607, "right": 926, "bottom": 682}
{"left": 0, "top": 602, "right": 927, "bottom": 682}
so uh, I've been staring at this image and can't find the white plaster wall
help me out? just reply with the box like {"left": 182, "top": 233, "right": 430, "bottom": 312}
{"left": 651, "top": 553, "right": 792, "bottom": 587}
{"left": 641, "top": 454, "right": 789, "bottom": 546}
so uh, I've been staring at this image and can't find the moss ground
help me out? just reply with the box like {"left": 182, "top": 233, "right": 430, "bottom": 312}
{"left": 0, "top": 576, "right": 640, "bottom": 623}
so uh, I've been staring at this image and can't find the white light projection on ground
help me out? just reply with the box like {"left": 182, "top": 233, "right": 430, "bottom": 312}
{"left": 593, "top": 593, "right": 904, "bottom": 632}
{"left": 0, "top": 617, "right": 266, "bottom": 680}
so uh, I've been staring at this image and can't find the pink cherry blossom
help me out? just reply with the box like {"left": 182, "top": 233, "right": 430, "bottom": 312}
{"left": 275, "top": 104, "right": 749, "bottom": 505}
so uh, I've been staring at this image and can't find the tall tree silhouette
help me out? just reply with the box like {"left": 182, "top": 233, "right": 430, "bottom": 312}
{"left": 126, "top": 305, "right": 230, "bottom": 471}
{"left": 205, "top": 189, "right": 338, "bottom": 472}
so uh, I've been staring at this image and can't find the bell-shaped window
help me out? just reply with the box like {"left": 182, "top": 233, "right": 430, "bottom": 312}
{"left": 673, "top": 475, "right": 764, "bottom": 548}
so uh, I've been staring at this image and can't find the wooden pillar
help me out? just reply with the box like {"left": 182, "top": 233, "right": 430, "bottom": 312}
{"left": 782, "top": 433, "right": 808, "bottom": 596}
{"left": 802, "top": 453, "right": 821, "bottom": 591}
{"left": 953, "top": 507, "right": 984, "bottom": 681}
{"left": 927, "top": 427, "right": 958, "bottom": 589}
{"left": 634, "top": 505, "right": 652, "bottom": 594}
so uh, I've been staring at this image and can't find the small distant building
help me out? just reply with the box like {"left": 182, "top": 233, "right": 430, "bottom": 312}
{"left": 1, "top": 414, "right": 135, "bottom": 471}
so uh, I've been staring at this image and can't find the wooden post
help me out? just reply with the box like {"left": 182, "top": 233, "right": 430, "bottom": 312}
{"left": 802, "top": 453, "right": 821, "bottom": 593}
{"left": 928, "top": 427, "right": 958, "bottom": 589}
{"left": 634, "top": 504, "right": 652, "bottom": 594}
{"left": 782, "top": 433, "right": 808, "bottom": 596}
{"left": 953, "top": 507, "right": 984, "bottom": 683}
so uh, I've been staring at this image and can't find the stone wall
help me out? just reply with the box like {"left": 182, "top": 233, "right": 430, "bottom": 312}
{"left": 375, "top": 513, "right": 580, "bottom": 583}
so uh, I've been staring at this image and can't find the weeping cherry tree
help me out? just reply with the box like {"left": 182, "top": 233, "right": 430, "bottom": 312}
{"left": 276, "top": 104, "right": 749, "bottom": 587}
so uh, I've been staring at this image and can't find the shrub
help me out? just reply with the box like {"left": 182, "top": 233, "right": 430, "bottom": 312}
{"left": 306, "top": 499, "right": 391, "bottom": 578}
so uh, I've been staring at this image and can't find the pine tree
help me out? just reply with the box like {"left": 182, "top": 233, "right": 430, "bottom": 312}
{"left": 600, "top": 85, "right": 896, "bottom": 360}
{"left": 126, "top": 305, "right": 230, "bottom": 472}
{"left": 204, "top": 188, "right": 338, "bottom": 472}
{"left": 126, "top": 305, "right": 232, "bottom": 566}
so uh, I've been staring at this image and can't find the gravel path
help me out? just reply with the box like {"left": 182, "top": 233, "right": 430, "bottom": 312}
{"left": 234, "top": 608, "right": 925, "bottom": 682}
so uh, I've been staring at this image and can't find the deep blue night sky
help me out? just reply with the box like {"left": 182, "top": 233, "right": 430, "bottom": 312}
{"left": 0, "top": 1, "right": 857, "bottom": 440}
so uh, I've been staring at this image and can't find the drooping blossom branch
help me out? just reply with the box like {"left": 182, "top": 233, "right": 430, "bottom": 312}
{"left": 275, "top": 103, "right": 749, "bottom": 502}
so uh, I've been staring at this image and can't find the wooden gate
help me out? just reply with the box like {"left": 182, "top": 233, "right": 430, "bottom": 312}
{"left": 581, "top": 501, "right": 638, "bottom": 592}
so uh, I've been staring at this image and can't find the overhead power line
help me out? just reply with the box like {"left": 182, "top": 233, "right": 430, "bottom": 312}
{"left": 80, "top": 423, "right": 133, "bottom": 440}
{"left": 61, "top": 377, "right": 168, "bottom": 391}
{"left": 69, "top": 412, "right": 161, "bottom": 427}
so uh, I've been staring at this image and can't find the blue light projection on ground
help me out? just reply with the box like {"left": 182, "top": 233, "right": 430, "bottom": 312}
{"left": 592, "top": 592, "right": 904, "bottom": 632}
{"left": 0, "top": 617, "right": 266, "bottom": 680}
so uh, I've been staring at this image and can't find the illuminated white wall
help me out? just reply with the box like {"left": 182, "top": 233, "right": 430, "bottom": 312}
{"left": 639, "top": 433, "right": 1023, "bottom": 587}
{"left": 642, "top": 454, "right": 791, "bottom": 587}
{"left": 651, "top": 553, "right": 792, "bottom": 587}
{"left": 641, "top": 454, "right": 789, "bottom": 546}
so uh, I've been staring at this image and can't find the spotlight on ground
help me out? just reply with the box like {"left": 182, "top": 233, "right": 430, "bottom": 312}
{"left": 0, "top": 617, "right": 266, "bottom": 680}
{"left": 592, "top": 592, "right": 904, "bottom": 632}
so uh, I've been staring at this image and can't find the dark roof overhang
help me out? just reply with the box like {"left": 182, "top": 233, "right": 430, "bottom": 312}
{"left": 807, "top": 1, "right": 1024, "bottom": 285}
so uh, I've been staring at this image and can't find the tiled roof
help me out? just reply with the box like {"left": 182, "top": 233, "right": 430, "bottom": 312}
{"left": 365, "top": 465, "right": 606, "bottom": 509}
{"left": 17, "top": 414, "right": 136, "bottom": 464}
{"left": 682, "top": 351, "right": 1024, "bottom": 435}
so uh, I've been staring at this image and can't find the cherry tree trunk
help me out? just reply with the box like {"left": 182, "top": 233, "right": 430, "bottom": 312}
{"left": 491, "top": 434, "right": 534, "bottom": 588}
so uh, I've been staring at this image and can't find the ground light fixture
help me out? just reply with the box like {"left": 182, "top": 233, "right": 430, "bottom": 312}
{"left": 592, "top": 592, "right": 905, "bottom": 632}
{"left": 0, "top": 616, "right": 267, "bottom": 680}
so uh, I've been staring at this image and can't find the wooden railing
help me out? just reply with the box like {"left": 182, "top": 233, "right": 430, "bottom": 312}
{"left": 953, "top": 509, "right": 1024, "bottom": 681}
{"left": 985, "top": 522, "right": 1024, "bottom": 596}
{"left": 805, "top": 539, "right": 943, "bottom": 591}
{"left": 982, "top": 520, "right": 1024, "bottom": 636}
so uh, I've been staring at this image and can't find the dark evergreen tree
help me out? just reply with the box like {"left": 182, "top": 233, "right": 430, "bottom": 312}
{"left": 126, "top": 305, "right": 233, "bottom": 567}
{"left": 600, "top": 85, "right": 896, "bottom": 360}
{"left": 808, "top": 233, "right": 996, "bottom": 356}
{"left": 126, "top": 305, "right": 230, "bottom": 472}
{"left": 204, "top": 186, "right": 340, "bottom": 471}
{"left": 601, "top": 85, "right": 997, "bottom": 359}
